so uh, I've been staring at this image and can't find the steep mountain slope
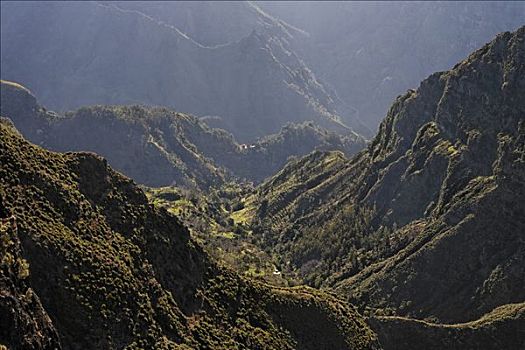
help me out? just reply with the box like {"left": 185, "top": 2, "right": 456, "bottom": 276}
{"left": 213, "top": 121, "right": 365, "bottom": 183}
{"left": 0, "top": 82, "right": 227, "bottom": 189}
{"left": 0, "top": 80, "right": 364, "bottom": 188}
{"left": 111, "top": 1, "right": 304, "bottom": 47}
{"left": 260, "top": 1, "right": 525, "bottom": 131}
{"left": 0, "top": 212, "right": 61, "bottom": 350}
{"left": 247, "top": 27, "right": 525, "bottom": 324}
{"left": 0, "top": 119, "right": 380, "bottom": 349}
{"left": 0, "top": 1, "right": 354, "bottom": 141}
{"left": 370, "top": 303, "right": 525, "bottom": 350}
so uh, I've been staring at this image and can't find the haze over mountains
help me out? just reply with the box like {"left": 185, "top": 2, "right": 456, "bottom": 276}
{"left": 1, "top": 2, "right": 524, "bottom": 349}
{"left": 0, "top": 1, "right": 353, "bottom": 141}
{"left": 3, "top": 1, "right": 524, "bottom": 140}
{"left": 260, "top": 1, "right": 525, "bottom": 130}
{"left": 0, "top": 80, "right": 365, "bottom": 189}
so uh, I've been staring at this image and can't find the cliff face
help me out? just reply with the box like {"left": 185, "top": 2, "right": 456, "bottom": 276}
{"left": 338, "top": 27, "right": 525, "bottom": 323}
{"left": 0, "top": 120, "right": 379, "bottom": 349}
{"left": 249, "top": 27, "right": 525, "bottom": 325}
{"left": 0, "top": 1, "right": 355, "bottom": 142}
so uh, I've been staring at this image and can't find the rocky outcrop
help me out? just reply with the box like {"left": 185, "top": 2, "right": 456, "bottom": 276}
{"left": 337, "top": 27, "right": 525, "bottom": 322}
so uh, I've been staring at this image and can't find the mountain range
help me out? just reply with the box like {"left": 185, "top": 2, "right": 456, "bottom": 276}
{"left": 0, "top": 1, "right": 354, "bottom": 142}
{"left": 0, "top": 118, "right": 380, "bottom": 349}
{"left": 0, "top": 80, "right": 365, "bottom": 189}
{"left": 4, "top": 2, "right": 523, "bottom": 140}
{"left": 1, "top": 3, "right": 524, "bottom": 349}
{"left": 245, "top": 26, "right": 525, "bottom": 327}
{"left": 260, "top": 1, "right": 525, "bottom": 131}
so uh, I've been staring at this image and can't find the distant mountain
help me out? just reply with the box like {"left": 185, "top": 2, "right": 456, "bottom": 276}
{"left": 0, "top": 80, "right": 365, "bottom": 189}
{"left": 0, "top": 1, "right": 360, "bottom": 142}
{"left": 2, "top": 2, "right": 523, "bottom": 139}
{"left": 0, "top": 119, "right": 380, "bottom": 349}
{"left": 246, "top": 27, "right": 525, "bottom": 328}
{"left": 214, "top": 121, "right": 365, "bottom": 183}
{"left": 111, "top": 1, "right": 305, "bottom": 47}
{"left": 260, "top": 1, "right": 525, "bottom": 132}
{"left": 0, "top": 81, "right": 227, "bottom": 189}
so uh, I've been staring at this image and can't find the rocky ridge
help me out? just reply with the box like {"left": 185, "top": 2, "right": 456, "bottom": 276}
{"left": 246, "top": 27, "right": 525, "bottom": 326}
{"left": 0, "top": 80, "right": 365, "bottom": 189}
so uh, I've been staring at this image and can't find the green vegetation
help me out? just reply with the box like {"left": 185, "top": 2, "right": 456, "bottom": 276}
{"left": 229, "top": 196, "right": 256, "bottom": 225}
{"left": 0, "top": 82, "right": 365, "bottom": 189}
{"left": 243, "top": 27, "right": 525, "bottom": 327}
{"left": 0, "top": 121, "right": 380, "bottom": 349}
{"left": 370, "top": 303, "right": 525, "bottom": 350}
{"left": 1, "top": 22, "right": 524, "bottom": 350}
{"left": 143, "top": 185, "right": 294, "bottom": 287}
{"left": 0, "top": 209, "right": 61, "bottom": 349}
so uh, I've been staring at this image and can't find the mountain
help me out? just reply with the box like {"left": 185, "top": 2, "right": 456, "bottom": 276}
{"left": 111, "top": 1, "right": 305, "bottom": 47}
{"left": 215, "top": 121, "right": 365, "bottom": 183}
{"left": 0, "top": 211, "right": 61, "bottom": 350}
{"left": 245, "top": 26, "right": 525, "bottom": 326}
{"left": 0, "top": 79, "right": 364, "bottom": 189}
{"left": 0, "top": 119, "right": 380, "bottom": 349}
{"left": 0, "top": 1, "right": 358, "bottom": 142}
{"left": 259, "top": 1, "right": 525, "bottom": 132}
{"left": 0, "top": 81, "right": 227, "bottom": 189}
{"left": 370, "top": 302, "right": 525, "bottom": 350}
{"left": 4, "top": 2, "right": 522, "bottom": 139}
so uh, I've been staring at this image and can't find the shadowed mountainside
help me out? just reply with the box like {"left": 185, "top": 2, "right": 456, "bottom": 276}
{"left": 0, "top": 119, "right": 380, "bottom": 350}
{"left": 245, "top": 26, "right": 525, "bottom": 325}
{"left": 0, "top": 211, "right": 61, "bottom": 350}
{"left": 0, "top": 80, "right": 365, "bottom": 189}
{"left": 0, "top": 1, "right": 361, "bottom": 142}
{"left": 370, "top": 303, "right": 525, "bottom": 350}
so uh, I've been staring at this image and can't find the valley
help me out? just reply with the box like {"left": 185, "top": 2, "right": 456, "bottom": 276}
{"left": 1, "top": 2, "right": 524, "bottom": 349}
